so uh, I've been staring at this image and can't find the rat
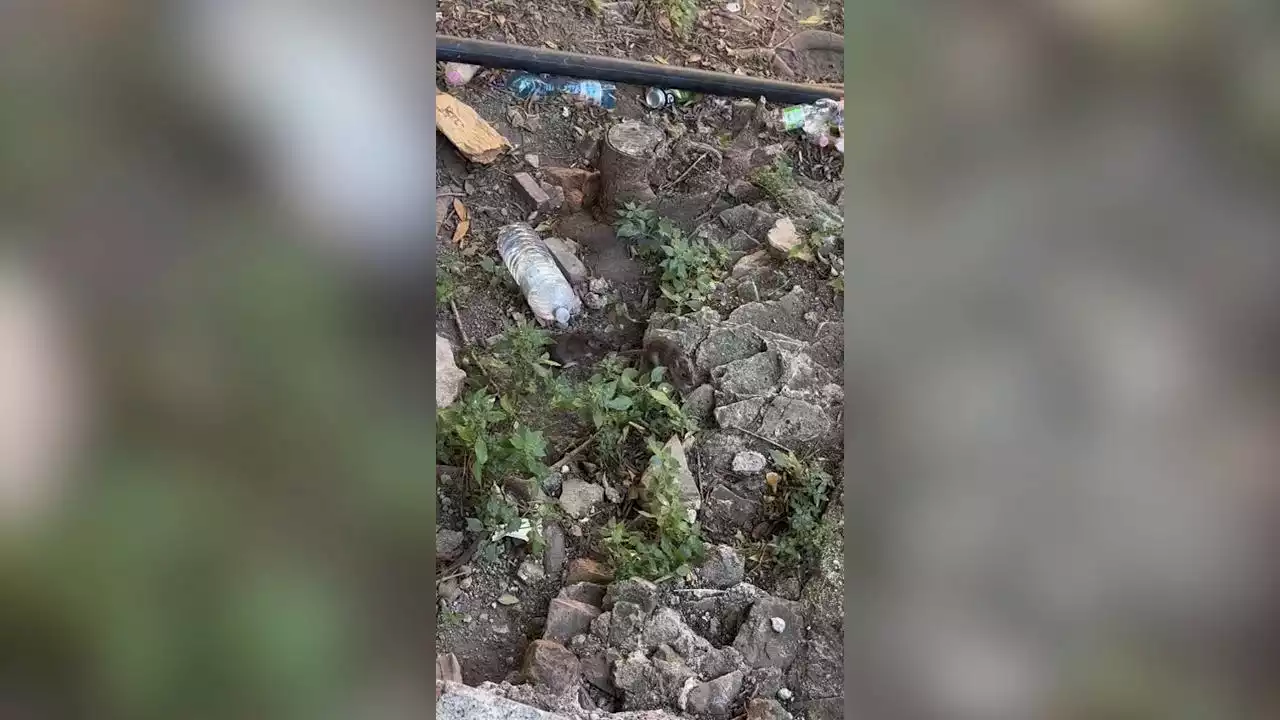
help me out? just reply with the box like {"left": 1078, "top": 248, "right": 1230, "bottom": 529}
{"left": 640, "top": 335, "right": 698, "bottom": 396}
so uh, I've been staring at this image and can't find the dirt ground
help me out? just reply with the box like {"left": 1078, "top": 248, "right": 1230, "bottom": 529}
{"left": 433, "top": 0, "right": 846, "bottom": 703}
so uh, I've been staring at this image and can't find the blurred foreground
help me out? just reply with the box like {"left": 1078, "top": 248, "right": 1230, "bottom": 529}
{"left": 2, "top": 2, "right": 437, "bottom": 718}
{"left": 845, "top": 2, "right": 1280, "bottom": 718}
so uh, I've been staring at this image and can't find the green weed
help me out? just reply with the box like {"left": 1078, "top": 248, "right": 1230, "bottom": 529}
{"left": 651, "top": 0, "right": 699, "bottom": 37}
{"left": 566, "top": 356, "right": 696, "bottom": 466}
{"left": 617, "top": 203, "right": 726, "bottom": 314}
{"left": 750, "top": 156, "right": 796, "bottom": 201}
{"left": 769, "top": 451, "right": 838, "bottom": 570}
{"left": 602, "top": 440, "right": 706, "bottom": 580}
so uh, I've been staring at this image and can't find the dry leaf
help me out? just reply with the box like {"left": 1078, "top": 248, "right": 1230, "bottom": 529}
{"left": 765, "top": 472, "right": 781, "bottom": 490}
{"left": 452, "top": 199, "right": 470, "bottom": 245}
{"left": 799, "top": 13, "right": 824, "bottom": 25}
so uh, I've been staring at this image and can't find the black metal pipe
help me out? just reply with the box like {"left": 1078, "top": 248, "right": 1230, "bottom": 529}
{"left": 437, "top": 35, "right": 842, "bottom": 105}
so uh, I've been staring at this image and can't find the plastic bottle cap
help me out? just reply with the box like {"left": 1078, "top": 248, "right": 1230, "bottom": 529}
{"left": 553, "top": 307, "right": 571, "bottom": 326}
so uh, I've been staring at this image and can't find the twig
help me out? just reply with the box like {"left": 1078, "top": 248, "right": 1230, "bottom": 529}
{"left": 549, "top": 430, "right": 602, "bottom": 470}
{"left": 725, "top": 424, "right": 793, "bottom": 453}
{"left": 766, "top": 0, "right": 788, "bottom": 46}
{"left": 450, "top": 299, "right": 471, "bottom": 346}
{"left": 660, "top": 152, "right": 709, "bottom": 193}
{"left": 712, "top": 10, "right": 759, "bottom": 28}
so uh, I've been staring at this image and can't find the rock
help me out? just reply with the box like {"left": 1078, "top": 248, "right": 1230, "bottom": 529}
{"left": 542, "top": 183, "right": 566, "bottom": 212}
{"left": 543, "top": 167, "right": 602, "bottom": 213}
{"left": 807, "top": 321, "right": 843, "bottom": 370}
{"left": 437, "top": 653, "right": 464, "bottom": 684}
{"left": 790, "top": 697, "right": 841, "bottom": 719}
{"left": 518, "top": 559, "right": 547, "bottom": 585}
{"left": 584, "top": 292, "right": 608, "bottom": 310}
{"left": 697, "top": 545, "right": 746, "bottom": 589}
{"left": 543, "top": 236, "right": 589, "bottom": 285}
{"left": 604, "top": 577, "right": 661, "bottom": 614}
{"left": 728, "top": 287, "right": 817, "bottom": 342}
{"left": 641, "top": 437, "right": 700, "bottom": 521}
{"left": 513, "top": 171, "right": 554, "bottom": 212}
{"left": 437, "top": 528, "right": 466, "bottom": 562}
{"left": 785, "top": 622, "right": 843, "bottom": 702}
{"left": 565, "top": 558, "right": 613, "bottom": 586}
{"left": 696, "top": 327, "right": 766, "bottom": 371}
{"left": 777, "top": 687, "right": 793, "bottom": 701}
{"left": 641, "top": 607, "right": 685, "bottom": 649}
{"left": 559, "top": 477, "right": 604, "bottom": 518}
{"left": 778, "top": 350, "right": 832, "bottom": 397}
{"left": 544, "top": 597, "right": 603, "bottom": 643}
{"left": 766, "top": 218, "right": 807, "bottom": 260}
{"left": 681, "top": 383, "right": 716, "bottom": 422}
{"left": 436, "top": 335, "right": 468, "bottom": 407}
{"left": 729, "top": 178, "right": 764, "bottom": 203}
{"left": 758, "top": 397, "right": 832, "bottom": 443}
{"left": 734, "top": 597, "right": 805, "bottom": 670}
{"left": 439, "top": 577, "right": 461, "bottom": 603}
{"left": 715, "top": 397, "right": 768, "bottom": 431}
{"left": 523, "top": 639, "right": 581, "bottom": 693}
{"left": 732, "top": 249, "right": 773, "bottom": 278}
{"left": 525, "top": 153, "right": 541, "bottom": 168}
{"left": 704, "top": 485, "right": 760, "bottom": 529}
{"left": 747, "top": 697, "right": 793, "bottom": 720}
{"left": 608, "top": 600, "right": 648, "bottom": 651}
{"left": 733, "top": 451, "right": 768, "bottom": 475}
{"left": 559, "top": 581, "right": 607, "bottom": 607}
{"left": 498, "top": 593, "right": 520, "bottom": 606}
{"left": 770, "top": 617, "right": 786, "bottom": 633}
{"left": 714, "top": 350, "right": 782, "bottom": 399}
{"left": 436, "top": 682, "right": 561, "bottom": 720}
{"left": 614, "top": 651, "right": 696, "bottom": 712}
{"left": 684, "top": 670, "right": 744, "bottom": 716}
{"left": 543, "top": 523, "right": 567, "bottom": 578}
{"left": 718, "top": 204, "right": 777, "bottom": 242}
{"left": 579, "top": 650, "right": 617, "bottom": 694}
{"left": 690, "top": 646, "right": 747, "bottom": 679}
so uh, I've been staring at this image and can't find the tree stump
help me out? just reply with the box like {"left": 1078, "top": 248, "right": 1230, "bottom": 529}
{"left": 598, "top": 121, "right": 664, "bottom": 217}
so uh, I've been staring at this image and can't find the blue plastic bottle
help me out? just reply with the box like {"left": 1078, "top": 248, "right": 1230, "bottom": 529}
{"left": 507, "top": 73, "right": 617, "bottom": 109}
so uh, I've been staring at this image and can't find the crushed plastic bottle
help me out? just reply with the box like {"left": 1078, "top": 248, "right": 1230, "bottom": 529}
{"left": 778, "top": 98, "right": 843, "bottom": 152}
{"left": 444, "top": 62, "right": 480, "bottom": 87}
{"left": 507, "top": 72, "right": 617, "bottom": 109}
{"left": 496, "top": 223, "right": 583, "bottom": 326}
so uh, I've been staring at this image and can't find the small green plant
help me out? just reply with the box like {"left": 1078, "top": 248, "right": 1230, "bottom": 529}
{"left": 477, "top": 255, "right": 518, "bottom": 292}
{"left": 583, "top": 0, "right": 604, "bottom": 15}
{"left": 651, "top": 0, "right": 699, "bottom": 36}
{"left": 437, "top": 255, "right": 465, "bottom": 305}
{"left": 617, "top": 204, "right": 725, "bottom": 314}
{"left": 567, "top": 357, "right": 696, "bottom": 465}
{"left": 750, "top": 156, "right": 796, "bottom": 201}
{"left": 769, "top": 451, "right": 838, "bottom": 569}
{"left": 602, "top": 440, "right": 706, "bottom": 580}
{"left": 472, "top": 319, "right": 565, "bottom": 399}
{"left": 438, "top": 608, "right": 466, "bottom": 628}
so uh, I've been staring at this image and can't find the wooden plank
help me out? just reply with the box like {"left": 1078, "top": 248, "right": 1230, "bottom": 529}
{"left": 436, "top": 92, "right": 510, "bottom": 164}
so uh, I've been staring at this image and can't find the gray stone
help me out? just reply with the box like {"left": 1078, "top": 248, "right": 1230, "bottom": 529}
{"left": 778, "top": 351, "right": 832, "bottom": 397}
{"left": 544, "top": 597, "right": 602, "bottom": 644}
{"left": 523, "top": 639, "right": 581, "bottom": 693}
{"left": 807, "top": 321, "right": 843, "bottom": 370}
{"left": 758, "top": 397, "right": 832, "bottom": 443}
{"left": 436, "top": 682, "right": 563, "bottom": 720}
{"left": 696, "top": 327, "right": 766, "bottom": 371}
{"left": 608, "top": 600, "right": 648, "bottom": 652}
{"left": 543, "top": 523, "right": 567, "bottom": 578}
{"left": 681, "top": 383, "right": 716, "bottom": 423}
{"left": 727, "top": 287, "right": 817, "bottom": 342}
{"left": 704, "top": 485, "right": 760, "bottom": 530}
{"left": 605, "top": 577, "right": 661, "bottom": 614}
{"left": 729, "top": 179, "right": 765, "bottom": 203}
{"left": 697, "top": 544, "right": 746, "bottom": 589}
{"left": 505, "top": 475, "right": 547, "bottom": 503}
{"left": 518, "top": 558, "right": 547, "bottom": 585}
{"left": 559, "top": 478, "right": 604, "bottom": 518}
{"left": 436, "top": 335, "right": 467, "bottom": 407}
{"left": 641, "top": 607, "right": 685, "bottom": 649}
{"left": 684, "top": 670, "right": 744, "bottom": 716}
{"left": 715, "top": 397, "right": 767, "bottom": 431}
{"left": 558, "top": 581, "right": 607, "bottom": 607}
{"left": 718, "top": 204, "right": 777, "bottom": 242}
{"left": 579, "top": 650, "right": 617, "bottom": 694}
{"left": 614, "top": 652, "right": 692, "bottom": 711}
{"left": 747, "top": 697, "right": 793, "bottom": 720}
{"left": 543, "top": 236, "right": 588, "bottom": 285}
{"left": 733, "top": 597, "right": 805, "bottom": 670}
{"left": 691, "top": 646, "right": 747, "bottom": 680}
{"left": 541, "top": 183, "right": 566, "bottom": 212}
{"left": 437, "top": 528, "right": 466, "bottom": 562}
{"left": 785, "top": 623, "right": 843, "bottom": 702}
{"left": 437, "top": 652, "right": 464, "bottom": 684}
{"left": 714, "top": 350, "right": 782, "bottom": 399}
{"left": 737, "top": 279, "right": 762, "bottom": 303}
{"left": 732, "top": 249, "right": 774, "bottom": 278}
{"left": 641, "top": 436, "right": 699, "bottom": 521}
{"left": 732, "top": 451, "right": 768, "bottom": 475}
{"left": 745, "top": 666, "right": 786, "bottom": 700}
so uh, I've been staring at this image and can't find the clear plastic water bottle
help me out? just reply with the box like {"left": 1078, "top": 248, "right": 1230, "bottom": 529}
{"left": 507, "top": 72, "right": 617, "bottom": 109}
{"left": 778, "top": 98, "right": 843, "bottom": 152}
{"left": 496, "top": 223, "right": 583, "bottom": 326}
